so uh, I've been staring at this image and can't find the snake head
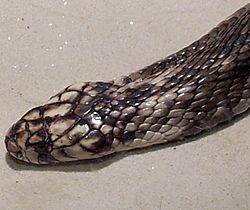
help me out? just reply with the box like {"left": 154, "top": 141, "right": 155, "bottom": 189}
{"left": 4, "top": 82, "right": 116, "bottom": 164}
{"left": 5, "top": 97, "right": 113, "bottom": 164}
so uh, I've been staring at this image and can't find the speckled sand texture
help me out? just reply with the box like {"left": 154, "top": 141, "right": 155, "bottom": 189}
{"left": 0, "top": 1, "right": 250, "bottom": 210}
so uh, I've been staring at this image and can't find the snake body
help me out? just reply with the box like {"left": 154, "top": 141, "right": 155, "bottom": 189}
{"left": 5, "top": 4, "right": 250, "bottom": 164}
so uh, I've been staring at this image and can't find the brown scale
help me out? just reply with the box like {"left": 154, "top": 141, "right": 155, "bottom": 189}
{"left": 4, "top": 3, "right": 250, "bottom": 164}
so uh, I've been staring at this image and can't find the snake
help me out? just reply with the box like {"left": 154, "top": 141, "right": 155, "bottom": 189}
{"left": 4, "top": 4, "right": 250, "bottom": 164}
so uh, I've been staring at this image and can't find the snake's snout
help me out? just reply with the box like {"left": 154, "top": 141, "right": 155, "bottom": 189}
{"left": 5, "top": 124, "right": 26, "bottom": 162}
{"left": 5, "top": 116, "right": 61, "bottom": 164}
{"left": 5, "top": 120, "right": 45, "bottom": 164}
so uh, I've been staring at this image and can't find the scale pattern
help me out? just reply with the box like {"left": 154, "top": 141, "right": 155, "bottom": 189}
{"left": 5, "top": 4, "right": 250, "bottom": 164}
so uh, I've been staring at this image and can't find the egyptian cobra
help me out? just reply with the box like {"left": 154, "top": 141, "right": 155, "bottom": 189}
{"left": 5, "top": 4, "right": 250, "bottom": 164}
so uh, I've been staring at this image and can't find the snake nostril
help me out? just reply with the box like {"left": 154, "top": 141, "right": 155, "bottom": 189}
{"left": 16, "top": 151, "right": 23, "bottom": 159}
{"left": 5, "top": 137, "right": 19, "bottom": 153}
{"left": 4, "top": 135, "right": 11, "bottom": 144}
{"left": 5, "top": 136, "right": 25, "bottom": 160}
{"left": 5, "top": 124, "right": 18, "bottom": 144}
{"left": 5, "top": 125, "right": 21, "bottom": 155}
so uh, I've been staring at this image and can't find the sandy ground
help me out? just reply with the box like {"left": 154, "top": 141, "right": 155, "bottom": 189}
{"left": 0, "top": 1, "right": 250, "bottom": 210}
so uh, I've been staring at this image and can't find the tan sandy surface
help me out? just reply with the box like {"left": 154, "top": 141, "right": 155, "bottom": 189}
{"left": 0, "top": 1, "right": 250, "bottom": 210}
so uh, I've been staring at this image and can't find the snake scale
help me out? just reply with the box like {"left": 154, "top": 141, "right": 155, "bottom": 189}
{"left": 5, "top": 4, "right": 250, "bottom": 164}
